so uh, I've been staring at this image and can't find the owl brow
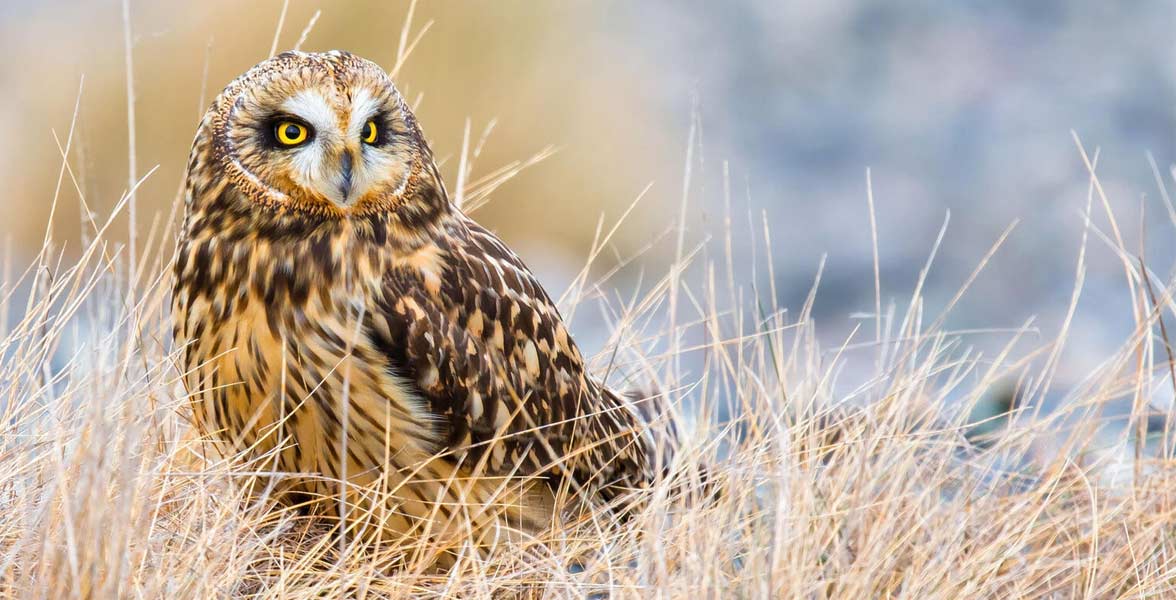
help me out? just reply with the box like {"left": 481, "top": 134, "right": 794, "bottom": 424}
{"left": 264, "top": 112, "right": 312, "bottom": 126}
{"left": 349, "top": 89, "right": 386, "bottom": 128}
{"left": 279, "top": 90, "right": 336, "bottom": 132}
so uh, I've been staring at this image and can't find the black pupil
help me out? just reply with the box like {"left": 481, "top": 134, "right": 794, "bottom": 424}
{"left": 283, "top": 124, "right": 300, "bottom": 140}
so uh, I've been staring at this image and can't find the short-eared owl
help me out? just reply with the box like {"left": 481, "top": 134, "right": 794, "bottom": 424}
{"left": 172, "top": 51, "right": 665, "bottom": 555}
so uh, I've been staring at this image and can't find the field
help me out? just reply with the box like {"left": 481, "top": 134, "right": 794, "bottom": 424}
{"left": 1, "top": 6, "right": 1175, "bottom": 599}
{"left": 1, "top": 140, "right": 1174, "bottom": 598}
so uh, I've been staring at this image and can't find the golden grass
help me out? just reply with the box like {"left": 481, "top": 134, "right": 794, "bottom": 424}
{"left": 2, "top": 143, "right": 1175, "bottom": 598}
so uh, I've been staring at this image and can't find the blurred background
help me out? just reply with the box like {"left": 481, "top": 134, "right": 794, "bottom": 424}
{"left": 0, "top": 1, "right": 1173, "bottom": 411}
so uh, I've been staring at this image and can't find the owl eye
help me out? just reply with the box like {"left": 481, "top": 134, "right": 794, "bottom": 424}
{"left": 274, "top": 121, "right": 310, "bottom": 147}
{"left": 362, "top": 120, "right": 379, "bottom": 145}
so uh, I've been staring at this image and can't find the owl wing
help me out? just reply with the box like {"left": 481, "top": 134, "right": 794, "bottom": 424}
{"left": 370, "top": 215, "right": 652, "bottom": 499}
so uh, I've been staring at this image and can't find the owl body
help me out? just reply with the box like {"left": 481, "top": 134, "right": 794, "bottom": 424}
{"left": 172, "top": 51, "right": 658, "bottom": 554}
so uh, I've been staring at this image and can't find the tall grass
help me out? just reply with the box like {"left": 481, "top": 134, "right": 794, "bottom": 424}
{"left": 1, "top": 138, "right": 1174, "bottom": 598}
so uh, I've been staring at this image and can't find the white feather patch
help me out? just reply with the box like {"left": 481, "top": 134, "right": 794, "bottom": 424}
{"left": 349, "top": 89, "right": 381, "bottom": 138}
{"left": 281, "top": 90, "right": 336, "bottom": 133}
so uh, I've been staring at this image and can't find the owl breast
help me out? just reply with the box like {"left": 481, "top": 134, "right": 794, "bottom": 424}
{"left": 172, "top": 213, "right": 441, "bottom": 497}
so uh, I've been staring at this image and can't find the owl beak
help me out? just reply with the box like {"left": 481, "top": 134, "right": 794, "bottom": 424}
{"left": 338, "top": 152, "right": 354, "bottom": 202}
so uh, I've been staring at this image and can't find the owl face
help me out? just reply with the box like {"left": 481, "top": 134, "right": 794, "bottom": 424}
{"left": 202, "top": 51, "right": 430, "bottom": 217}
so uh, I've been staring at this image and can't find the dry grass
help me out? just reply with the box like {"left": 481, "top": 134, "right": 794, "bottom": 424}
{"left": 1, "top": 145, "right": 1175, "bottom": 599}
{"left": 2, "top": 8, "right": 1176, "bottom": 597}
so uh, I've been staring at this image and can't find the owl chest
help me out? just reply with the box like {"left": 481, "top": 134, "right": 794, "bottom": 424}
{"left": 174, "top": 244, "right": 437, "bottom": 471}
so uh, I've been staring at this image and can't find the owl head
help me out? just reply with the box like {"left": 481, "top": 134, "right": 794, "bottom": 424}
{"left": 187, "top": 50, "right": 445, "bottom": 222}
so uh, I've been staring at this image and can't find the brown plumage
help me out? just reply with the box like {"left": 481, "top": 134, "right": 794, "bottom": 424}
{"left": 171, "top": 50, "right": 665, "bottom": 557}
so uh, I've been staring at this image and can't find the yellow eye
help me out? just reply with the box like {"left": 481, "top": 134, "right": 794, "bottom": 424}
{"left": 362, "top": 120, "right": 378, "bottom": 144}
{"left": 274, "top": 121, "right": 309, "bottom": 146}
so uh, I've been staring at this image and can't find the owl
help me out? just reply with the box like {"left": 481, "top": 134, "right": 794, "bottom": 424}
{"left": 171, "top": 50, "right": 668, "bottom": 558}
